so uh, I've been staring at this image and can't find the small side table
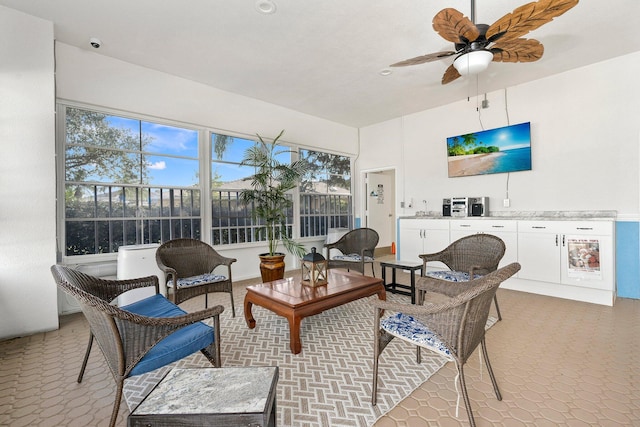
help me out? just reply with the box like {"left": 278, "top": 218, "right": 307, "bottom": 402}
{"left": 380, "top": 259, "right": 424, "bottom": 304}
{"left": 128, "top": 366, "right": 278, "bottom": 427}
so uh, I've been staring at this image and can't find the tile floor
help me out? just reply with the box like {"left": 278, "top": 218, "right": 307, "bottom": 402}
{"left": 1, "top": 260, "right": 639, "bottom": 426}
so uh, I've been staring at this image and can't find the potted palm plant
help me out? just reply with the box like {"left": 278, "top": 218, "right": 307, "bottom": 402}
{"left": 240, "top": 130, "right": 307, "bottom": 282}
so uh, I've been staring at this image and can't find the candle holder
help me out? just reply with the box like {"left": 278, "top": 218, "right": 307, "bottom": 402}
{"left": 301, "top": 247, "right": 328, "bottom": 287}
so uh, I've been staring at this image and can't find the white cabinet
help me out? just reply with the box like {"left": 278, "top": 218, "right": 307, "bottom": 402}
{"left": 398, "top": 219, "right": 450, "bottom": 266}
{"left": 517, "top": 221, "right": 564, "bottom": 283}
{"left": 398, "top": 216, "right": 616, "bottom": 306}
{"left": 515, "top": 220, "right": 615, "bottom": 305}
{"left": 559, "top": 222, "right": 614, "bottom": 291}
{"left": 450, "top": 219, "right": 518, "bottom": 268}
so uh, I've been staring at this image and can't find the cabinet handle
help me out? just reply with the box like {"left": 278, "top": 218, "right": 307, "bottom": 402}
{"left": 491, "top": 225, "right": 505, "bottom": 228}
{"left": 563, "top": 235, "right": 566, "bottom": 246}
{"left": 532, "top": 226, "right": 546, "bottom": 229}
{"left": 555, "top": 234, "right": 558, "bottom": 246}
{"left": 460, "top": 224, "right": 471, "bottom": 227}
{"left": 576, "top": 227, "right": 593, "bottom": 230}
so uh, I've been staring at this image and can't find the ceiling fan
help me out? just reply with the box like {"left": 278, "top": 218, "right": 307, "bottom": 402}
{"left": 390, "top": 0, "right": 579, "bottom": 84}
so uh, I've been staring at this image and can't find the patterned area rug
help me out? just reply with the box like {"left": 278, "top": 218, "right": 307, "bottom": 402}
{"left": 123, "top": 290, "right": 496, "bottom": 427}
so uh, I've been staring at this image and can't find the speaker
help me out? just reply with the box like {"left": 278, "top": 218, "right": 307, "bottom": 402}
{"left": 471, "top": 203, "right": 483, "bottom": 216}
{"left": 468, "top": 197, "right": 489, "bottom": 217}
{"left": 442, "top": 198, "right": 451, "bottom": 216}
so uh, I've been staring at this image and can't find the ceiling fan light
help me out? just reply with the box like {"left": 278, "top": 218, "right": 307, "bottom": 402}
{"left": 453, "top": 50, "right": 494, "bottom": 76}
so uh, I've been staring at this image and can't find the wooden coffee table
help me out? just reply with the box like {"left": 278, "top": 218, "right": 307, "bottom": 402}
{"left": 244, "top": 269, "right": 385, "bottom": 354}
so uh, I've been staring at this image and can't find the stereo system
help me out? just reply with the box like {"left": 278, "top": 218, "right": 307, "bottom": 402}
{"left": 442, "top": 196, "right": 488, "bottom": 217}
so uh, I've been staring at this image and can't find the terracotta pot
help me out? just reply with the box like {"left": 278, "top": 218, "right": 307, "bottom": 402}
{"left": 259, "top": 253, "right": 286, "bottom": 282}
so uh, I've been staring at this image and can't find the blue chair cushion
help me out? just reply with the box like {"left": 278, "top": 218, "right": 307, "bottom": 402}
{"left": 331, "top": 253, "right": 374, "bottom": 262}
{"left": 425, "top": 270, "right": 481, "bottom": 282}
{"left": 380, "top": 312, "right": 452, "bottom": 358}
{"left": 167, "top": 273, "right": 227, "bottom": 289}
{"left": 121, "top": 294, "right": 214, "bottom": 376}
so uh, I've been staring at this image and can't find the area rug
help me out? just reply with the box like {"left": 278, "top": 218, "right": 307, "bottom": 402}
{"left": 123, "top": 291, "right": 497, "bottom": 427}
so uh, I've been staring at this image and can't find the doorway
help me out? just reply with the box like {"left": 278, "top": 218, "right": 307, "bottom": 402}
{"left": 364, "top": 169, "right": 396, "bottom": 255}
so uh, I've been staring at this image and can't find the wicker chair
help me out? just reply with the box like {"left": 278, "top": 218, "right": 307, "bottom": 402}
{"left": 419, "top": 234, "right": 506, "bottom": 320}
{"left": 156, "top": 238, "right": 237, "bottom": 316}
{"left": 323, "top": 228, "right": 379, "bottom": 276}
{"left": 50, "top": 265, "right": 223, "bottom": 427}
{"left": 371, "top": 263, "right": 521, "bottom": 427}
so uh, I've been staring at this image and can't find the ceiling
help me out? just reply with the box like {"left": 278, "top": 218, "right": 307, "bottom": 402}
{"left": 2, "top": 0, "right": 639, "bottom": 128}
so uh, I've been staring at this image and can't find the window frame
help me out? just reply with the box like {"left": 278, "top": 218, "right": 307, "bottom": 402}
{"left": 56, "top": 102, "right": 354, "bottom": 264}
{"left": 57, "top": 102, "right": 206, "bottom": 263}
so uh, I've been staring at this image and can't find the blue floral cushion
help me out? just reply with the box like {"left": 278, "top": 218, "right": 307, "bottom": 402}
{"left": 167, "top": 273, "right": 227, "bottom": 289}
{"left": 332, "top": 253, "right": 374, "bottom": 262}
{"left": 380, "top": 312, "right": 452, "bottom": 358}
{"left": 425, "top": 270, "right": 481, "bottom": 282}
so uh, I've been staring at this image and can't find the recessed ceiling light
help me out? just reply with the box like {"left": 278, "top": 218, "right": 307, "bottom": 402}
{"left": 256, "top": 0, "right": 277, "bottom": 14}
{"left": 379, "top": 69, "right": 392, "bottom": 76}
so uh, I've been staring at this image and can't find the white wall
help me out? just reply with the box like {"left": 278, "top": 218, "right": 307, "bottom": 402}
{"left": 55, "top": 43, "right": 358, "bottom": 154}
{"left": 0, "top": 7, "right": 58, "bottom": 338}
{"left": 358, "top": 52, "right": 640, "bottom": 220}
{"left": 1, "top": 13, "right": 358, "bottom": 337}
{"left": 53, "top": 43, "right": 359, "bottom": 281}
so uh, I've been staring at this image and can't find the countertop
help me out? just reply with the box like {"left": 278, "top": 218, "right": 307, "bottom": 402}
{"left": 400, "top": 210, "right": 617, "bottom": 221}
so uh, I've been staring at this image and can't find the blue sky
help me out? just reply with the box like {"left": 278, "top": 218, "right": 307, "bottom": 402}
{"left": 447, "top": 122, "right": 531, "bottom": 151}
{"left": 105, "top": 116, "right": 296, "bottom": 187}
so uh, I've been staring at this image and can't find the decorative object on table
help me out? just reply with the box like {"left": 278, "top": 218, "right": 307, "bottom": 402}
{"left": 370, "top": 263, "right": 521, "bottom": 427}
{"left": 324, "top": 228, "right": 379, "bottom": 276}
{"left": 419, "top": 233, "right": 505, "bottom": 320}
{"left": 239, "top": 129, "right": 308, "bottom": 282}
{"left": 301, "top": 247, "right": 328, "bottom": 287}
{"left": 389, "top": 0, "right": 579, "bottom": 84}
{"left": 50, "top": 264, "right": 224, "bottom": 427}
{"left": 155, "top": 238, "right": 237, "bottom": 316}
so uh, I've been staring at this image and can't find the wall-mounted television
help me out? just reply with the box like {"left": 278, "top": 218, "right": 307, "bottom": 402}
{"left": 447, "top": 122, "right": 531, "bottom": 178}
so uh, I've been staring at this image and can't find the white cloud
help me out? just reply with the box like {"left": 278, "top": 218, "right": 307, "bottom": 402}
{"left": 147, "top": 160, "right": 166, "bottom": 170}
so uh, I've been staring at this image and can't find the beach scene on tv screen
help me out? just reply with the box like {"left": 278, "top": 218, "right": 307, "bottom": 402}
{"left": 447, "top": 122, "right": 532, "bottom": 177}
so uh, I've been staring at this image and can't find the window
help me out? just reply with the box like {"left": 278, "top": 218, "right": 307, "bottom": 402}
{"left": 60, "top": 106, "right": 353, "bottom": 257}
{"left": 299, "top": 149, "right": 352, "bottom": 237}
{"left": 210, "top": 133, "right": 296, "bottom": 245}
{"left": 62, "top": 106, "right": 200, "bottom": 256}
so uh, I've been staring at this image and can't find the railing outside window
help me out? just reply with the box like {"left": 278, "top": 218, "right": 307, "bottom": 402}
{"left": 60, "top": 108, "right": 353, "bottom": 258}
{"left": 62, "top": 106, "right": 200, "bottom": 256}
{"left": 299, "top": 149, "right": 353, "bottom": 238}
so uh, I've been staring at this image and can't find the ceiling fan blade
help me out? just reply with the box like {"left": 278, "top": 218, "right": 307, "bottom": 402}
{"left": 486, "top": 0, "right": 579, "bottom": 42}
{"left": 433, "top": 8, "right": 479, "bottom": 44}
{"left": 442, "top": 64, "right": 462, "bottom": 85}
{"left": 390, "top": 51, "right": 456, "bottom": 67}
{"left": 492, "top": 38, "right": 544, "bottom": 63}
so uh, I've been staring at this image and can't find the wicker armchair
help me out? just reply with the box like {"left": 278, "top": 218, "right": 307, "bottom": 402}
{"left": 323, "top": 228, "right": 379, "bottom": 276}
{"left": 419, "top": 233, "right": 506, "bottom": 320}
{"left": 156, "top": 238, "right": 237, "bottom": 316}
{"left": 371, "top": 263, "right": 521, "bottom": 427}
{"left": 50, "top": 265, "right": 223, "bottom": 427}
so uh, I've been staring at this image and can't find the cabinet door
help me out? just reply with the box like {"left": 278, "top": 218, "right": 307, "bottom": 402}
{"left": 399, "top": 219, "right": 450, "bottom": 265}
{"left": 517, "top": 231, "right": 561, "bottom": 283}
{"left": 560, "top": 233, "right": 613, "bottom": 290}
{"left": 399, "top": 222, "right": 424, "bottom": 261}
{"left": 449, "top": 221, "right": 476, "bottom": 241}
{"left": 422, "top": 228, "right": 451, "bottom": 266}
{"left": 450, "top": 220, "right": 518, "bottom": 267}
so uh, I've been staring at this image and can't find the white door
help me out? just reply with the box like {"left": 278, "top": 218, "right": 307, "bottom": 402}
{"left": 366, "top": 170, "right": 395, "bottom": 249}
